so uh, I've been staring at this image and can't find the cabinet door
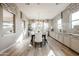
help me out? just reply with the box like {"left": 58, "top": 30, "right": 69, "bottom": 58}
{"left": 71, "top": 35, "right": 79, "bottom": 53}
{"left": 50, "top": 32, "right": 54, "bottom": 38}
{"left": 58, "top": 33, "right": 63, "bottom": 43}
{"left": 53, "top": 32, "right": 56, "bottom": 39}
{"left": 51, "top": 32, "right": 56, "bottom": 39}
{"left": 63, "top": 34, "right": 71, "bottom": 47}
{"left": 55, "top": 33, "right": 58, "bottom": 40}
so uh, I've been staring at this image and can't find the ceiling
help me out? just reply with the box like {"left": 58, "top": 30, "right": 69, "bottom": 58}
{"left": 16, "top": 3, "right": 70, "bottom": 20}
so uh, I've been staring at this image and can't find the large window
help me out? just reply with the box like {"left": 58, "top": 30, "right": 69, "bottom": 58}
{"left": 72, "top": 11, "right": 79, "bottom": 29}
{"left": 3, "top": 9, "right": 15, "bottom": 35}
{"left": 57, "top": 19, "right": 62, "bottom": 29}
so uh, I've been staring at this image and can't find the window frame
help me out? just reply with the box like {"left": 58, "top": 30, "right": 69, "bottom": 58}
{"left": 3, "top": 8, "right": 16, "bottom": 35}
{"left": 57, "top": 18, "right": 62, "bottom": 30}
{"left": 72, "top": 11, "right": 79, "bottom": 29}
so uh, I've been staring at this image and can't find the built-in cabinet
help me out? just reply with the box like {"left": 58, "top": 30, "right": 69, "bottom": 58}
{"left": 70, "top": 34, "right": 79, "bottom": 53}
{"left": 50, "top": 31, "right": 79, "bottom": 53}
{"left": 50, "top": 31, "right": 55, "bottom": 39}
{"left": 63, "top": 34, "right": 71, "bottom": 47}
{"left": 58, "top": 33, "right": 63, "bottom": 43}
{"left": 49, "top": 3, "right": 79, "bottom": 54}
{"left": 55, "top": 33, "right": 58, "bottom": 40}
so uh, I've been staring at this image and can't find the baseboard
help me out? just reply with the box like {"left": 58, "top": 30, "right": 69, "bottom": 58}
{"left": 49, "top": 35, "right": 79, "bottom": 55}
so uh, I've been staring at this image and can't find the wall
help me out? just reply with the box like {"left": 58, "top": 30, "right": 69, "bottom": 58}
{"left": 50, "top": 3, "right": 79, "bottom": 53}
{"left": 0, "top": 5, "right": 3, "bottom": 38}
{"left": 0, "top": 3, "right": 28, "bottom": 51}
{"left": 50, "top": 14, "right": 62, "bottom": 40}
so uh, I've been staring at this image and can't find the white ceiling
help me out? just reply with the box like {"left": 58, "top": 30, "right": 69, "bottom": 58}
{"left": 16, "top": 3, "right": 70, "bottom": 20}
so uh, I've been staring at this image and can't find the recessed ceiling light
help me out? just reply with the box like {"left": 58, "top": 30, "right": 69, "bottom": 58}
{"left": 25, "top": 3, "right": 30, "bottom": 5}
{"left": 37, "top": 3, "right": 40, "bottom": 5}
{"left": 56, "top": 3, "right": 60, "bottom": 5}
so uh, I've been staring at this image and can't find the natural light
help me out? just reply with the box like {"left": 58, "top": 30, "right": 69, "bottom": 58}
{"left": 31, "top": 21, "right": 49, "bottom": 33}
{"left": 48, "top": 50, "right": 55, "bottom": 56}
{"left": 72, "top": 11, "right": 79, "bottom": 21}
{"left": 72, "top": 11, "right": 79, "bottom": 28}
{"left": 57, "top": 19, "right": 62, "bottom": 29}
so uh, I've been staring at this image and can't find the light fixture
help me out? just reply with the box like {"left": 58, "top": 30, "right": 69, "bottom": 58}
{"left": 56, "top": 3, "right": 60, "bottom": 5}
{"left": 37, "top": 3, "right": 40, "bottom": 5}
{"left": 25, "top": 3, "right": 30, "bottom": 5}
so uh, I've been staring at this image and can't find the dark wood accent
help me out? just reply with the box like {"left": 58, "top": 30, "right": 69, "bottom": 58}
{"left": 13, "top": 14, "right": 16, "bottom": 33}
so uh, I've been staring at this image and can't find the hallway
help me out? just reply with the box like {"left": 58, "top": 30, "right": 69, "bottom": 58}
{"left": 0, "top": 36, "right": 78, "bottom": 56}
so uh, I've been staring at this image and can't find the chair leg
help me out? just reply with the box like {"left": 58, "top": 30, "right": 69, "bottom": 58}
{"left": 40, "top": 42, "right": 42, "bottom": 47}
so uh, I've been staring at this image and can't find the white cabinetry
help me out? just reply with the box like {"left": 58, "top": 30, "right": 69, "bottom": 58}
{"left": 58, "top": 33, "right": 63, "bottom": 43}
{"left": 63, "top": 34, "right": 71, "bottom": 47}
{"left": 70, "top": 34, "right": 79, "bottom": 53}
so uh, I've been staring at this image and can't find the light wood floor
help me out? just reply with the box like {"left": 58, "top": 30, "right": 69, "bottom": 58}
{"left": 0, "top": 36, "right": 78, "bottom": 56}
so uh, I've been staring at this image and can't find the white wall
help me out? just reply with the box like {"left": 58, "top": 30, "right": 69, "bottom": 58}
{"left": 50, "top": 3, "right": 79, "bottom": 53}
{"left": 0, "top": 4, "right": 28, "bottom": 51}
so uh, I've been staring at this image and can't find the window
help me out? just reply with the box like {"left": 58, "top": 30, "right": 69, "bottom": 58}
{"left": 57, "top": 19, "right": 62, "bottom": 29}
{"left": 3, "top": 9, "right": 15, "bottom": 35}
{"left": 43, "top": 22, "right": 48, "bottom": 31}
{"left": 72, "top": 11, "right": 79, "bottom": 29}
{"left": 31, "top": 21, "right": 49, "bottom": 33}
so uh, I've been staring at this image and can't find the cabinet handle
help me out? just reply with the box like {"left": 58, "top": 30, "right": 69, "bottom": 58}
{"left": 73, "top": 36, "right": 79, "bottom": 38}
{"left": 70, "top": 35, "right": 79, "bottom": 39}
{"left": 67, "top": 34, "right": 79, "bottom": 39}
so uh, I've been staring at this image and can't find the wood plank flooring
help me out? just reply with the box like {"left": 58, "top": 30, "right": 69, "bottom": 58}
{"left": 0, "top": 36, "right": 78, "bottom": 56}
